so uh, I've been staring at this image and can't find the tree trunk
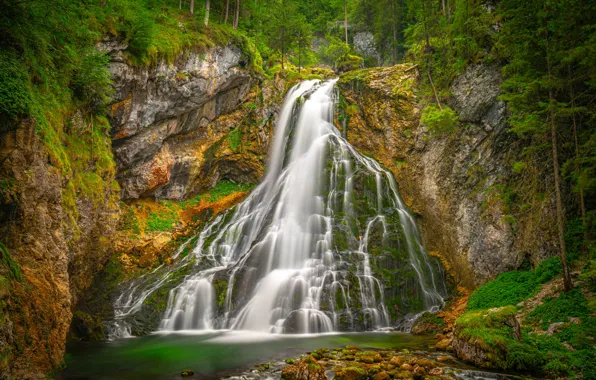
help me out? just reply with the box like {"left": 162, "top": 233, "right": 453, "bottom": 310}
{"left": 546, "top": 33, "right": 572, "bottom": 292}
{"left": 233, "top": 0, "right": 240, "bottom": 29}
{"left": 568, "top": 71, "right": 587, "bottom": 243}
{"left": 190, "top": 0, "right": 195, "bottom": 14}
{"left": 179, "top": 0, "right": 182, "bottom": 9}
{"left": 392, "top": 2, "right": 398, "bottom": 63}
{"left": 441, "top": 0, "right": 446, "bottom": 16}
{"left": 281, "top": 28, "right": 285, "bottom": 71}
{"left": 224, "top": 0, "right": 230, "bottom": 24}
{"left": 344, "top": 0, "right": 348, "bottom": 45}
{"left": 204, "top": 0, "right": 210, "bottom": 26}
{"left": 428, "top": 71, "right": 442, "bottom": 110}
{"left": 298, "top": 31, "right": 302, "bottom": 73}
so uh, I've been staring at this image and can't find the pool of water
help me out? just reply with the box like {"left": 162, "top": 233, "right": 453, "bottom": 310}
{"left": 59, "top": 331, "right": 437, "bottom": 379}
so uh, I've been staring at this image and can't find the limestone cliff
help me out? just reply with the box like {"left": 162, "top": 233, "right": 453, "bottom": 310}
{"left": 0, "top": 117, "right": 119, "bottom": 378}
{"left": 104, "top": 42, "right": 258, "bottom": 200}
{"left": 338, "top": 65, "right": 558, "bottom": 288}
{"left": 0, "top": 41, "right": 266, "bottom": 377}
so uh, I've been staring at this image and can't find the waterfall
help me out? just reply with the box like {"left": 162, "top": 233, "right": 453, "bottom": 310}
{"left": 110, "top": 79, "right": 447, "bottom": 336}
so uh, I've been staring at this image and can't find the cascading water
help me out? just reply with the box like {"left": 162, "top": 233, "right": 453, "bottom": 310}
{"left": 110, "top": 79, "right": 447, "bottom": 337}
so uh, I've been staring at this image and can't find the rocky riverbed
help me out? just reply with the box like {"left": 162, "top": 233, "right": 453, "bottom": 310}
{"left": 221, "top": 345, "right": 526, "bottom": 380}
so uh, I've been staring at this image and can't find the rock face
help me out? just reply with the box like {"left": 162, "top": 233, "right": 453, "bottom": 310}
{"left": 0, "top": 119, "right": 119, "bottom": 378}
{"left": 353, "top": 32, "right": 380, "bottom": 64}
{"left": 338, "top": 64, "right": 558, "bottom": 287}
{"left": 0, "top": 41, "right": 273, "bottom": 377}
{"left": 106, "top": 43, "right": 256, "bottom": 200}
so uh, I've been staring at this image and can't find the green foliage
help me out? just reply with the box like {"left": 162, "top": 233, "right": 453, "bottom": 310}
{"left": 526, "top": 289, "right": 590, "bottom": 330}
{"left": 467, "top": 257, "right": 561, "bottom": 310}
{"left": 124, "top": 11, "right": 155, "bottom": 58}
{"left": 69, "top": 49, "right": 114, "bottom": 111}
{"left": 321, "top": 35, "right": 351, "bottom": 67}
{"left": 420, "top": 105, "right": 459, "bottom": 136}
{"left": 227, "top": 127, "right": 243, "bottom": 152}
{"left": 0, "top": 242, "right": 23, "bottom": 282}
{"left": 146, "top": 203, "right": 178, "bottom": 232}
{"left": 0, "top": 53, "right": 32, "bottom": 129}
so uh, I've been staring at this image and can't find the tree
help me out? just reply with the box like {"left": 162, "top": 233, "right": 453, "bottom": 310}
{"left": 265, "top": 0, "right": 299, "bottom": 70}
{"left": 224, "top": 0, "right": 230, "bottom": 24}
{"left": 343, "top": 0, "right": 348, "bottom": 44}
{"left": 295, "top": 15, "right": 312, "bottom": 72}
{"left": 233, "top": 0, "right": 240, "bottom": 29}
{"left": 204, "top": 0, "right": 210, "bottom": 26}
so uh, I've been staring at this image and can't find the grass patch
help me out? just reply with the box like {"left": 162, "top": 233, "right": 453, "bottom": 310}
{"left": 526, "top": 289, "right": 590, "bottom": 330}
{"left": 0, "top": 242, "right": 23, "bottom": 282}
{"left": 467, "top": 257, "right": 561, "bottom": 310}
{"left": 121, "top": 180, "right": 255, "bottom": 235}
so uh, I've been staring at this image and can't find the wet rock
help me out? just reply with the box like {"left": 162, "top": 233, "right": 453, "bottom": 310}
{"left": 411, "top": 312, "right": 445, "bottom": 335}
{"left": 373, "top": 371, "right": 390, "bottom": 380}
{"left": 339, "top": 64, "right": 559, "bottom": 288}
{"left": 333, "top": 366, "right": 367, "bottom": 380}
{"left": 281, "top": 355, "right": 326, "bottom": 380}
{"left": 429, "top": 367, "right": 444, "bottom": 376}
{"left": 416, "top": 358, "right": 436, "bottom": 369}
{"left": 451, "top": 334, "right": 492, "bottom": 368}
{"left": 70, "top": 311, "right": 105, "bottom": 341}
{"left": 400, "top": 363, "right": 413, "bottom": 371}
{"left": 390, "top": 355, "right": 406, "bottom": 367}
{"left": 412, "top": 365, "right": 425, "bottom": 379}
{"left": 435, "top": 338, "right": 451, "bottom": 351}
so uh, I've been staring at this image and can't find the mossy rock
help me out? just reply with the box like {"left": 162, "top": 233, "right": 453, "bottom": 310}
{"left": 70, "top": 311, "right": 105, "bottom": 341}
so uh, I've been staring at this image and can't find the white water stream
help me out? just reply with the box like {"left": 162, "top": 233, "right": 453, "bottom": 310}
{"left": 110, "top": 80, "right": 446, "bottom": 337}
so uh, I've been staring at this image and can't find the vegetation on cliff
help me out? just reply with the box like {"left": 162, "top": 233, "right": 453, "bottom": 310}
{"left": 0, "top": 0, "right": 595, "bottom": 378}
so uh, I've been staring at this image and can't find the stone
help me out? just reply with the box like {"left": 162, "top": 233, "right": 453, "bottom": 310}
{"left": 360, "top": 356, "right": 375, "bottom": 364}
{"left": 353, "top": 32, "right": 380, "bottom": 64}
{"left": 546, "top": 321, "right": 566, "bottom": 335}
{"left": 412, "top": 366, "right": 425, "bottom": 379}
{"left": 373, "top": 371, "right": 390, "bottom": 380}
{"left": 400, "top": 363, "right": 413, "bottom": 371}
{"left": 416, "top": 358, "right": 435, "bottom": 369}
{"left": 181, "top": 369, "right": 194, "bottom": 376}
{"left": 390, "top": 356, "right": 406, "bottom": 367}
{"left": 108, "top": 44, "right": 260, "bottom": 200}
{"left": 429, "top": 367, "right": 444, "bottom": 376}
{"left": 338, "top": 64, "right": 559, "bottom": 289}
{"left": 334, "top": 366, "right": 368, "bottom": 380}
{"left": 451, "top": 64, "right": 502, "bottom": 123}
{"left": 436, "top": 338, "right": 451, "bottom": 351}
{"left": 281, "top": 355, "right": 327, "bottom": 380}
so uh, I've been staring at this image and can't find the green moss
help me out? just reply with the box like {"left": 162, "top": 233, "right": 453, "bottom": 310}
{"left": 226, "top": 127, "right": 243, "bottom": 152}
{"left": 467, "top": 257, "right": 561, "bottom": 310}
{"left": 212, "top": 279, "right": 228, "bottom": 308}
{"left": 526, "top": 289, "right": 590, "bottom": 330}
{"left": 0, "top": 242, "right": 23, "bottom": 282}
{"left": 420, "top": 104, "right": 460, "bottom": 136}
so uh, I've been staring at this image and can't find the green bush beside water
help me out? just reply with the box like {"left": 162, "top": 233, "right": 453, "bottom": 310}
{"left": 457, "top": 255, "right": 595, "bottom": 378}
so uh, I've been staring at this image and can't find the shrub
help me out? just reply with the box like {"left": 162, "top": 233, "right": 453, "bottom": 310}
{"left": 420, "top": 104, "right": 459, "bottom": 136}
{"left": 124, "top": 12, "right": 155, "bottom": 58}
{"left": 321, "top": 35, "right": 351, "bottom": 67}
{"left": 0, "top": 53, "right": 32, "bottom": 129}
{"left": 467, "top": 257, "right": 561, "bottom": 310}
{"left": 69, "top": 49, "right": 114, "bottom": 111}
{"left": 526, "top": 289, "right": 590, "bottom": 329}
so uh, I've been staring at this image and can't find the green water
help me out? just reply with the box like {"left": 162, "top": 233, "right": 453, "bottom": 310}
{"left": 59, "top": 332, "right": 436, "bottom": 379}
